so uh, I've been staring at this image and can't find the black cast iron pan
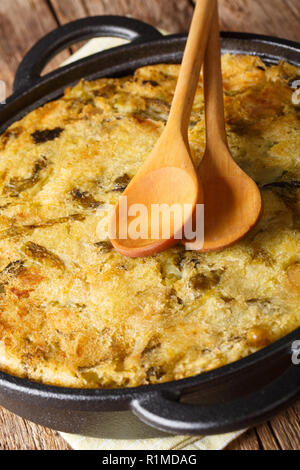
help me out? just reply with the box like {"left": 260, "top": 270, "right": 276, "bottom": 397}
{"left": 0, "top": 16, "right": 299, "bottom": 437}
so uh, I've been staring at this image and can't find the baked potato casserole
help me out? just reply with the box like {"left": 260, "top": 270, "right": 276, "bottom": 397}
{"left": 0, "top": 54, "right": 299, "bottom": 388}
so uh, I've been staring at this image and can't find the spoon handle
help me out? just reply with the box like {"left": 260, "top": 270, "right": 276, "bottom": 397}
{"left": 203, "top": 1, "right": 228, "bottom": 148}
{"left": 168, "top": 0, "right": 216, "bottom": 136}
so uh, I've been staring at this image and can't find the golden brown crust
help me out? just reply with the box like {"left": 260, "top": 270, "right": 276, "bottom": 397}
{"left": 0, "top": 55, "right": 299, "bottom": 388}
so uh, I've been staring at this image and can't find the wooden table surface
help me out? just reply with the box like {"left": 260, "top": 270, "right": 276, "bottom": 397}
{"left": 0, "top": 0, "right": 299, "bottom": 451}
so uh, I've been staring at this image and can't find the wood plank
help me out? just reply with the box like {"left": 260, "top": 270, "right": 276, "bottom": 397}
{"left": 0, "top": 407, "right": 71, "bottom": 450}
{"left": 218, "top": 0, "right": 300, "bottom": 42}
{"left": 0, "top": 0, "right": 70, "bottom": 97}
{"left": 83, "top": 0, "right": 193, "bottom": 33}
{"left": 269, "top": 401, "right": 300, "bottom": 450}
{"left": 228, "top": 401, "right": 300, "bottom": 450}
{"left": 49, "top": 0, "right": 88, "bottom": 22}
{"left": 227, "top": 429, "right": 261, "bottom": 451}
{"left": 255, "top": 423, "right": 281, "bottom": 451}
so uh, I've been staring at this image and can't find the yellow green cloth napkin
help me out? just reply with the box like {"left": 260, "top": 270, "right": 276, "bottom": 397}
{"left": 59, "top": 32, "right": 244, "bottom": 452}
{"left": 61, "top": 429, "right": 244, "bottom": 451}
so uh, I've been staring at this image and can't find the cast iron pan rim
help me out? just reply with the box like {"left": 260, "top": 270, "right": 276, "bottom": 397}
{"left": 0, "top": 22, "right": 299, "bottom": 405}
{"left": 0, "top": 328, "right": 298, "bottom": 402}
{"left": 220, "top": 30, "right": 300, "bottom": 49}
{"left": 9, "top": 30, "right": 300, "bottom": 100}
{"left": 19, "top": 30, "right": 300, "bottom": 86}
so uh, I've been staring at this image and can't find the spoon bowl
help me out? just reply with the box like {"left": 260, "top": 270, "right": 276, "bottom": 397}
{"left": 111, "top": 165, "right": 199, "bottom": 257}
{"left": 197, "top": 144, "right": 262, "bottom": 251}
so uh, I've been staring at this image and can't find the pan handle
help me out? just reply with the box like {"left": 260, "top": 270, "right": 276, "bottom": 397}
{"left": 13, "top": 16, "right": 163, "bottom": 93}
{"left": 131, "top": 363, "right": 300, "bottom": 435}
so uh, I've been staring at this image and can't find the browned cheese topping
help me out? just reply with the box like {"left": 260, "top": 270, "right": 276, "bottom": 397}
{"left": 0, "top": 55, "right": 299, "bottom": 388}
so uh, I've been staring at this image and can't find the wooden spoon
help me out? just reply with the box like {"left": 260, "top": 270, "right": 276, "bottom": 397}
{"left": 110, "top": 0, "right": 216, "bottom": 258}
{"left": 186, "top": 3, "right": 262, "bottom": 252}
